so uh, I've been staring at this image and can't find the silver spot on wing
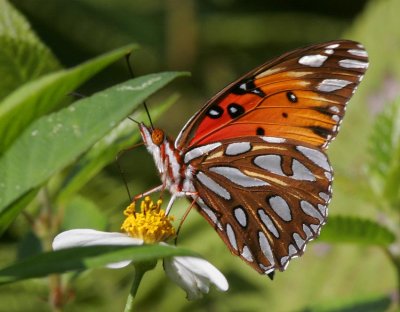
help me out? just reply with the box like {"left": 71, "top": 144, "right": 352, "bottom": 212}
{"left": 197, "top": 171, "right": 231, "bottom": 200}
{"left": 268, "top": 196, "right": 292, "bottom": 221}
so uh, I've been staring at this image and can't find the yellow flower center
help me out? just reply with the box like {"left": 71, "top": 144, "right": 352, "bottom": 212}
{"left": 121, "top": 196, "right": 176, "bottom": 244}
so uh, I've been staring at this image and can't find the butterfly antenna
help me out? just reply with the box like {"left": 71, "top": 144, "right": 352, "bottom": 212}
{"left": 128, "top": 116, "right": 140, "bottom": 125}
{"left": 125, "top": 53, "right": 154, "bottom": 129}
{"left": 143, "top": 102, "right": 154, "bottom": 129}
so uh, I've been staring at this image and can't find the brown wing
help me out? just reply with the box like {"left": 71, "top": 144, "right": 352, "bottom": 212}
{"left": 185, "top": 136, "right": 332, "bottom": 274}
{"left": 175, "top": 40, "right": 368, "bottom": 151}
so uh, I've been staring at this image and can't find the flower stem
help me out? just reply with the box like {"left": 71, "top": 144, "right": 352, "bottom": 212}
{"left": 124, "top": 261, "right": 157, "bottom": 312}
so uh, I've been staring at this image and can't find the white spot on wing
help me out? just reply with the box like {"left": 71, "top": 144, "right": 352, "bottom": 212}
{"left": 293, "top": 233, "right": 305, "bottom": 250}
{"left": 296, "top": 146, "right": 331, "bottom": 171}
{"left": 197, "top": 171, "right": 231, "bottom": 200}
{"left": 302, "top": 224, "right": 313, "bottom": 239}
{"left": 196, "top": 198, "right": 223, "bottom": 230}
{"left": 310, "top": 223, "right": 321, "bottom": 234}
{"left": 319, "top": 192, "right": 330, "bottom": 202}
{"left": 318, "top": 204, "right": 327, "bottom": 216}
{"left": 326, "top": 43, "right": 340, "bottom": 49}
{"left": 300, "top": 200, "right": 323, "bottom": 222}
{"left": 234, "top": 206, "right": 247, "bottom": 227}
{"left": 261, "top": 136, "right": 286, "bottom": 143}
{"left": 298, "top": 54, "right": 328, "bottom": 67}
{"left": 329, "top": 106, "right": 340, "bottom": 113}
{"left": 348, "top": 49, "right": 368, "bottom": 57}
{"left": 291, "top": 159, "right": 316, "bottom": 181}
{"left": 288, "top": 244, "right": 297, "bottom": 257}
{"left": 225, "top": 142, "right": 251, "bottom": 156}
{"left": 241, "top": 245, "right": 254, "bottom": 262}
{"left": 317, "top": 79, "right": 352, "bottom": 92}
{"left": 324, "top": 171, "right": 332, "bottom": 181}
{"left": 324, "top": 49, "right": 334, "bottom": 55}
{"left": 254, "top": 155, "right": 284, "bottom": 176}
{"left": 258, "top": 209, "right": 279, "bottom": 238}
{"left": 339, "top": 59, "right": 369, "bottom": 69}
{"left": 226, "top": 224, "right": 238, "bottom": 251}
{"left": 209, "top": 166, "right": 269, "bottom": 187}
{"left": 184, "top": 142, "right": 221, "bottom": 164}
{"left": 280, "top": 256, "right": 289, "bottom": 268}
{"left": 208, "top": 109, "right": 220, "bottom": 117}
{"left": 259, "top": 263, "right": 274, "bottom": 274}
{"left": 258, "top": 232, "right": 275, "bottom": 265}
{"left": 269, "top": 196, "right": 292, "bottom": 221}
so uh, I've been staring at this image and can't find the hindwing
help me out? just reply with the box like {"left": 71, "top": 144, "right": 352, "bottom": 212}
{"left": 185, "top": 136, "right": 332, "bottom": 273}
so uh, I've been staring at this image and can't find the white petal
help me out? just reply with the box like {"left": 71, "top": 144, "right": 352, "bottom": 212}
{"left": 164, "top": 256, "right": 228, "bottom": 300}
{"left": 52, "top": 229, "right": 144, "bottom": 269}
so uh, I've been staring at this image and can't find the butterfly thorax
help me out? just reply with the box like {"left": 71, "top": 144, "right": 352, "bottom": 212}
{"left": 139, "top": 123, "right": 195, "bottom": 196}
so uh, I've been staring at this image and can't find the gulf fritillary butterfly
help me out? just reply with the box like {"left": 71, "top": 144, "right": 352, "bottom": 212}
{"left": 136, "top": 40, "right": 368, "bottom": 277}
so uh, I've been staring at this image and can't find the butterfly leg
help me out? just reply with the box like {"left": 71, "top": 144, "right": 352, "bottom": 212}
{"left": 174, "top": 195, "right": 199, "bottom": 245}
{"left": 165, "top": 194, "right": 177, "bottom": 215}
{"left": 133, "top": 184, "right": 163, "bottom": 202}
{"left": 165, "top": 190, "right": 198, "bottom": 215}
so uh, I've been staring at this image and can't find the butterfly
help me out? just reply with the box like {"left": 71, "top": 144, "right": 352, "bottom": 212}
{"left": 136, "top": 40, "right": 368, "bottom": 278}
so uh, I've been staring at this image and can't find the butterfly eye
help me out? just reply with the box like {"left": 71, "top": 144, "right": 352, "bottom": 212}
{"left": 151, "top": 128, "right": 165, "bottom": 146}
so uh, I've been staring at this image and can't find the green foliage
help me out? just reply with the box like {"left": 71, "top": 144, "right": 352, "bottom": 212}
{"left": 62, "top": 196, "right": 108, "bottom": 231}
{"left": 368, "top": 98, "right": 400, "bottom": 210}
{"left": 0, "top": 71, "right": 187, "bottom": 231}
{"left": 0, "top": 44, "right": 137, "bottom": 154}
{"left": 0, "top": 244, "right": 196, "bottom": 285}
{"left": 0, "top": 0, "right": 60, "bottom": 101}
{"left": 319, "top": 215, "right": 396, "bottom": 247}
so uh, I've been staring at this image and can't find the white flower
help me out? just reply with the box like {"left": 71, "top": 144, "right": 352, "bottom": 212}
{"left": 164, "top": 255, "right": 229, "bottom": 300}
{"left": 52, "top": 229, "right": 228, "bottom": 299}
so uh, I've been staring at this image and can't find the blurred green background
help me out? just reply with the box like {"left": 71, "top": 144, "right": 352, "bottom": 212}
{"left": 1, "top": 0, "right": 400, "bottom": 311}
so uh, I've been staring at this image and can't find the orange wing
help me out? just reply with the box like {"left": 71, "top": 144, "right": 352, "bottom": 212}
{"left": 175, "top": 40, "right": 368, "bottom": 151}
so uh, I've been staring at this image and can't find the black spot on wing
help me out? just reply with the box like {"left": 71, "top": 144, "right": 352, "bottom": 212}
{"left": 207, "top": 105, "right": 224, "bottom": 119}
{"left": 309, "top": 126, "right": 330, "bottom": 139}
{"left": 256, "top": 127, "right": 265, "bottom": 135}
{"left": 313, "top": 106, "right": 335, "bottom": 117}
{"left": 228, "top": 103, "right": 245, "bottom": 118}
{"left": 232, "top": 79, "right": 265, "bottom": 97}
{"left": 286, "top": 92, "right": 298, "bottom": 103}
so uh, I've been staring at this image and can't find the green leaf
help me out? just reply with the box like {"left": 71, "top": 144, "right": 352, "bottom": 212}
{"left": 367, "top": 98, "right": 400, "bottom": 210}
{"left": 0, "top": 244, "right": 196, "bottom": 285}
{"left": 319, "top": 215, "right": 396, "bottom": 247}
{"left": 0, "top": 44, "right": 138, "bottom": 154}
{"left": 0, "top": 189, "right": 38, "bottom": 236}
{"left": 56, "top": 94, "right": 179, "bottom": 203}
{"left": 0, "top": 72, "right": 187, "bottom": 225}
{"left": 62, "top": 196, "right": 108, "bottom": 231}
{"left": 0, "top": 0, "right": 60, "bottom": 100}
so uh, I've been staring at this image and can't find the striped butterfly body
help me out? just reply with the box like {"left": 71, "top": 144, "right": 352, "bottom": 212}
{"left": 138, "top": 40, "right": 368, "bottom": 277}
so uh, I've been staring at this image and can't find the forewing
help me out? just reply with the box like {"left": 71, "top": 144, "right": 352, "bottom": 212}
{"left": 176, "top": 40, "right": 368, "bottom": 151}
{"left": 186, "top": 136, "right": 332, "bottom": 274}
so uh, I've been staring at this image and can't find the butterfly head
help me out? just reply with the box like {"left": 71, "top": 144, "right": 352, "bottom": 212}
{"left": 139, "top": 123, "right": 166, "bottom": 147}
{"left": 151, "top": 128, "right": 165, "bottom": 146}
